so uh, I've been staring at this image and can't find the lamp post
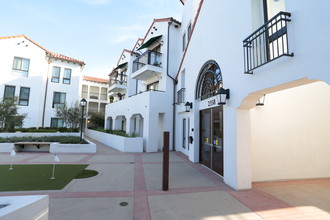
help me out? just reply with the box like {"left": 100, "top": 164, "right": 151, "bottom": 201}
{"left": 80, "top": 98, "right": 87, "bottom": 142}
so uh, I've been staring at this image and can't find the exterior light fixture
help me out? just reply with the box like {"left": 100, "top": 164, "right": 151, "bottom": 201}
{"left": 80, "top": 98, "right": 87, "bottom": 141}
{"left": 256, "top": 94, "right": 266, "bottom": 106}
{"left": 217, "top": 88, "right": 230, "bottom": 105}
{"left": 184, "top": 102, "right": 193, "bottom": 112}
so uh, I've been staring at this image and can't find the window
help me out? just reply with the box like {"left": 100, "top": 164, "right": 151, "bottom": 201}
{"left": 51, "top": 66, "right": 61, "bottom": 83}
{"left": 4, "top": 85, "right": 15, "bottom": 100}
{"left": 187, "top": 23, "right": 192, "bottom": 40}
{"left": 182, "top": 118, "right": 187, "bottom": 149}
{"left": 52, "top": 92, "right": 66, "bottom": 108}
{"left": 147, "top": 81, "right": 159, "bottom": 91}
{"left": 12, "top": 57, "right": 30, "bottom": 77}
{"left": 50, "top": 118, "right": 64, "bottom": 128}
{"left": 182, "top": 33, "right": 186, "bottom": 51}
{"left": 19, "top": 87, "right": 30, "bottom": 106}
{"left": 63, "top": 68, "right": 72, "bottom": 84}
{"left": 196, "top": 61, "right": 222, "bottom": 100}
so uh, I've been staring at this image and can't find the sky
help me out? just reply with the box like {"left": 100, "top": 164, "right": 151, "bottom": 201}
{"left": 0, "top": 0, "right": 183, "bottom": 79}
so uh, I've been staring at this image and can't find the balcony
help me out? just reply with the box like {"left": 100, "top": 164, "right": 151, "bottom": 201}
{"left": 243, "top": 11, "right": 294, "bottom": 74}
{"left": 109, "top": 74, "right": 127, "bottom": 94}
{"left": 132, "top": 50, "right": 162, "bottom": 82}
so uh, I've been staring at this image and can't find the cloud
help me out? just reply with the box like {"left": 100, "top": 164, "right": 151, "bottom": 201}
{"left": 80, "top": 0, "right": 111, "bottom": 6}
{"left": 100, "top": 24, "right": 146, "bottom": 45}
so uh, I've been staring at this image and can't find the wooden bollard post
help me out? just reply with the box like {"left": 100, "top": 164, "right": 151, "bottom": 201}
{"left": 162, "top": 131, "right": 169, "bottom": 191}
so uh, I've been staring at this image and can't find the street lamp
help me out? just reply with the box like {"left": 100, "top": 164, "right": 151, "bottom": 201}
{"left": 216, "top": 88, "right": 230, "bottom": 105}
{"left": 80, "top": 98, "right": 87, "bottom": 141}
{"left": 184, "top": 102, "right": 193, "bottom": 112}
{"left": 256, "top": 94, "right": 266, "bottom": 106}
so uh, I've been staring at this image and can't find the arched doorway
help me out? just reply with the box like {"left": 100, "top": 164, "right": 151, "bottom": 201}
{"left": 237, "top": 79, "right": 330, "bottom": 184}
{"left": 196, "top": 60, "right": 224, "bottom": 176}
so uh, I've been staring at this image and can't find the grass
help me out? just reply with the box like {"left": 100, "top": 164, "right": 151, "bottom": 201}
{"left": 75, "top": 169, "right": 98, "bottom": 179}
{"left": 0, "top": 164, "right": 88, "bottom": 191}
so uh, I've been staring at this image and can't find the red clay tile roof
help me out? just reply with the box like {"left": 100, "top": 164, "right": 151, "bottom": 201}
{"left": 83, "top": 75, "right": 108, "bottom": 83}
{"left": 0, "top": 35, "right": 85, "bottom": 65}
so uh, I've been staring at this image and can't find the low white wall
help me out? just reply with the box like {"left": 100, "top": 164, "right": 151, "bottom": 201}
{"left": 0, "top": 195, "right": 49, "bottom": 220}
{"left": 0, "top": 132, "right": 79, "bottom": 138}
{"left": 50, "top": 139, "right": 96, "bottom": 154}
{"left": 0, "top": 143, "right": 14, "bottom": 153}
{"left": 86, "top": 129, "right": 143, "bottom": 152}
{"left": 251, "top": 82, "right": 330, "bottom": 182}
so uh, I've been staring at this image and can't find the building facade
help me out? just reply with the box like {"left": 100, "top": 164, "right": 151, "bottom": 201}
{"left": 105, "top": 0, "right": 330, "bottom": 190}
{"left": 105, "top": 18, "right": 182, "bottom": 152}
{"left": 81, "top": 75, "right": 109, "bottom": 117}
{"left": 174, "top": 0, "right": 330, "bottom": 190}
{"left": 0, "top": 35, "right": 85, "bottom": 128}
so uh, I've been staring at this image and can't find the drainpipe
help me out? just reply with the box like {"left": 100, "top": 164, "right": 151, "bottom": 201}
{"left": 42, "top": 58, "right": 51, "bottom": 127}
{"left": 166, "top": 20, "right": 177, "bottom": 151}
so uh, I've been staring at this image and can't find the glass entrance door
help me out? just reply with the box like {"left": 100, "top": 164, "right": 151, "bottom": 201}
{"left": 200, "top": 107, "right": 224, "bottom": 176}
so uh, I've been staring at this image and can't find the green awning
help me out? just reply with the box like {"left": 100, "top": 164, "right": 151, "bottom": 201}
{"left": 113, "top": 62, "right": 128, "bottom": 71}
{"left": 138, "top": 35, "right": 162, "bottom": 50}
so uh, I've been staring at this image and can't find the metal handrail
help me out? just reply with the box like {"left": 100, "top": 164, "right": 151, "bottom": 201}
{"left": 243, "top": 11, "right": 294, "bottom": 74}
{"left": 132, "top": 50, "right": 162, "bottom": 73}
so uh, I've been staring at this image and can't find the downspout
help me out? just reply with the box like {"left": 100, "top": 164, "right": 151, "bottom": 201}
{"left": 166, "top": 20, "right": 177, "bottom": 151}
{"left": 42, "top": 58, "right": 51, "bottom": 127}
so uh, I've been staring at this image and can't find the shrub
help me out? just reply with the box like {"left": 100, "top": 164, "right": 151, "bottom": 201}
{"left": 0, "top": 136, "right": 88, "bottom": 144}
{"left": 89, "top": 127, "right": 134, "bottom": 137}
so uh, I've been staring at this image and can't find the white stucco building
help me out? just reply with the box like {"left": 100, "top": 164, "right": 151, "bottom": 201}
{"left": 105, "top": 0, "right": 330, "bottom": 190}
{"left": 0, "top": 35, "right": 85, "bottom": 128}
{"left": 105, "top": 18, "right": 182, "bottom": 152}
{"left": 174, "top": 0, "right": 330, "bottom": 190}
{"left": 81, "top": 75, "right": 109, "bottom": 116}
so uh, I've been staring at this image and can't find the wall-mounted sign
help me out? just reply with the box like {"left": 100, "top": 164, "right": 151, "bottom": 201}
{"left": 208, "top": 99, "right": 216, "bottom": 107}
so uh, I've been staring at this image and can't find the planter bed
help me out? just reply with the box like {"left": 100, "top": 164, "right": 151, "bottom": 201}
{"left": 0, "top": 137, "right": 96, "bottom": 154}
{"left": 86, "top": 128, "right": 143, "bottom": 152}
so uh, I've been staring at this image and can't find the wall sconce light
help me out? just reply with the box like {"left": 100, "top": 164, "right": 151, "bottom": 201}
{"left": 256, "top": 94, "right": 266, "bottom": 106}
{"left": 184, "top": 102, "right": 193, "bottom": 112}
{"left": 216, "top": 88, "right": 230, "bottom": 105}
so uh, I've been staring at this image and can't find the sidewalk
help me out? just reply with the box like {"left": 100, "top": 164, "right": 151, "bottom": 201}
{"left": 0, "top": 137, "right": 329, "bottom": 220}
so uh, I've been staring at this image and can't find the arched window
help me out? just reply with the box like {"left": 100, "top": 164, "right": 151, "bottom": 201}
{"left": 196, "top": 61, "right": 222, "bottom": 100}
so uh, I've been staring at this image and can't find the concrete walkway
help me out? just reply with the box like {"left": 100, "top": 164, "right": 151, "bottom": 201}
{"left": 0, "top": 137, "right": 329, "bottom": 220}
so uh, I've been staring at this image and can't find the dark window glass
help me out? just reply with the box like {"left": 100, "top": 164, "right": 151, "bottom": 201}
{"left": 63, "top": 68, "right": 71, "bottom": 84}
{"left": 19, "top": 87, "right": 30, "bottom": 106}
{"left": 182, "top": 33, "right": 186, "bottom": 51}
{"left": 4, "top": 85, "right": 15, "bottom": 100}
{"left": 50, "top": 118, "right": 64, "bottom": 127}
{"left": 51, "top": 66, "right": 61, "bottom": 83}
{"left": 52, "top": 92, "right": 66, "bottom": 108}
{"left": 187, "top": 23, "right": 192, "bottom": 39}
{"left": 12, "top": 57, "right": 30, "bottom": 77}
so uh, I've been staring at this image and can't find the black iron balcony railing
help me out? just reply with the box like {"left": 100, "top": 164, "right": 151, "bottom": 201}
{"left": 109, "top": 79, "right": 127, "bottom": 87}
{"left": 177, "top": 88, "right": 186, "bottom": 104}
{"left": 243, "top": 11, "right": 294, "bottom": 74}
{"left": 133, "top": 50, "right": 162, "bottom": 73}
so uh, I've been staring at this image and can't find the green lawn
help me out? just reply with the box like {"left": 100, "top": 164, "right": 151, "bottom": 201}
{"left": 0, "top": 164, "right": 88, "bottom": 191}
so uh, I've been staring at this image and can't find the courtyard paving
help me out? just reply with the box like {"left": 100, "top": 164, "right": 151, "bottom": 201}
{"left": 0, "top": 137, "right": 329, "bottom": 220}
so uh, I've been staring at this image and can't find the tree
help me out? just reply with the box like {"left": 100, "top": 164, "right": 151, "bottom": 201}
{"left": 55, "top": 102, "right": 81, "bottom": 130}
{"left": 0, "top": 97, "right": 26, "bottom": 130}
{"left": 89, "top": 111, "right": 105, "bottom": 129}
